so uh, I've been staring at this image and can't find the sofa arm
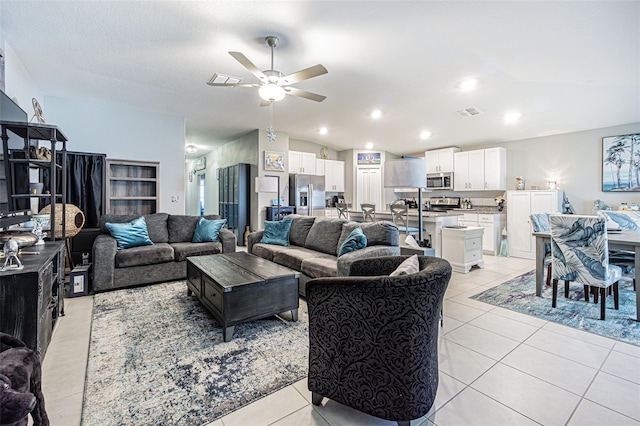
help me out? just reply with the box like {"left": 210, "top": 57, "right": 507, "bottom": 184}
{"left": 219, "top": 229, "right": 237, "bottom": 253}
{"left": 92, "top": 234, "right": 117, "bottom": 291}
{"left": 336, "top": 245, "right": 401, "bottom": 277}
{"left": 247, "top": 231, "right": 264, "bottom": 255}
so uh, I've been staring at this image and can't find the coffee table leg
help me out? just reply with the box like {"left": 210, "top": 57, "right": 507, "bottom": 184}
{"left": 223, "top": 325, "right": 235, "bottom": 342}
{"left": 291, "top": 308, "right": 298, "bottom": 322}
{"left": 187, "top": 288, "right": 192, "bottom": 296}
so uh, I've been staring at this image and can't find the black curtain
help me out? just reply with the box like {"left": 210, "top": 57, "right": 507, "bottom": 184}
{"left": 42, "top": 151, "right": 106, "bottom": 228}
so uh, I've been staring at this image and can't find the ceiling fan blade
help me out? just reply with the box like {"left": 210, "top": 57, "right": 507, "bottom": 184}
{"left": 206, "top": 82, "right": 258, "bottom": 88}
{"left": 228, "top": 51, "right": 268, "bottom": 82}
{"left": 280, "top": 64, "right": 328, "bottom": 85}
{"left": 259, "top": 100, "right": 272, "bottom": 107}
{"left": 283, "top": 87, "right": 327, "bottom": 102}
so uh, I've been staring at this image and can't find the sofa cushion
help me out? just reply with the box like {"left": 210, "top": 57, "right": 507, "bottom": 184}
{"left": 272, "top": 246, "right": 323, "bottom": 271}
{"left": 105, "top": 216, "right": 154, "bottom": 249}
{"left": 338, "top": 227, "right": 367, "bottom": 257}
{"left": 192, "top": 218, "right": 227, "bottom": 243}
{"left": 168, "top": 214, "right": 220, "bottom": 243}
{"left": 305, "top": 218, "right": 346, "bottom": 255}
{"left": 171, "top": 242, "right": 222, "bottom": 262}
{"left": 338, "top": 221, "right": 399, "bottom": 251}
{"left": 114, "top": 243, "right": 174, "bottom": 268}
{"left": 288, "top": 215, "right": 316, "bottom": 247}
{"left": 260, "top": 218, "right": 293, "bottom": 246}
{"left": 301, "top": 255, "right": 339, "bottom": 278}
{"left": 251, "top": 243, "right": 291, "bottom": 262}
{"left": 100, "top": 213, "right": 169, "bottom": 243}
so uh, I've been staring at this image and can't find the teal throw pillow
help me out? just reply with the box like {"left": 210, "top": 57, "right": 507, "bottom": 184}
{"left": 259, "top": 218, "right": 293, "bottom": 246}
{"left": 105, "top": 216, "right": 154, "bottom": 250}
{"left": 192, "top": 217, "right": 227, "bottom": 243}
{"left": 338, "top": 227, "right": 367, "bottom": 257}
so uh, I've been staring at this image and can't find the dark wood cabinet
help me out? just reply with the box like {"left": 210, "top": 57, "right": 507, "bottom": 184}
{"left": 0, "top": 241, "right": 65, "bottom": 358}
{"left": 266, "top": 206, "right": 295, "bottom": 221}
{"left": 218, "top": 163, "right": 250, "bottom": 245}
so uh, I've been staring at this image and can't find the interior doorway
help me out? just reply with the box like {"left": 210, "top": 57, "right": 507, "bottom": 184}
{"left": 198, "top": 173, "right": 205, "bottom": 215}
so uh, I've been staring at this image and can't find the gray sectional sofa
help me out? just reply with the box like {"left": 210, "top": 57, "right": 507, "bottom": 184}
{"left": 247, "top": 215, "right": 401, "bottom": 295}
{"left": 93, "top": 213, "right": 236, "bottom": 292}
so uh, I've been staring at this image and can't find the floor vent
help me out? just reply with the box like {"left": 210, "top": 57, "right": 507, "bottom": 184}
{"left": 456, "top": 107, "right": 483, "bottom": 118}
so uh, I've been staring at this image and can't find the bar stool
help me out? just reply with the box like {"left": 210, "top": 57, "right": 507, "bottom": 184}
{"left": 336, "top": 203, "right": 349, "bottom": 220}
{"left": 360, "top": 203, "right": 376, "bottom": 222}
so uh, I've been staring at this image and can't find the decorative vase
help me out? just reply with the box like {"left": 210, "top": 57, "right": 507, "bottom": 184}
{"left": 243, "top": 225, "right": 251, "bottom": 246}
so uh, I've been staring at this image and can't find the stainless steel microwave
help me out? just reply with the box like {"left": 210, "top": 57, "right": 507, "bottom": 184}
{"left": 426, "top": 172, "right": 453, "bottom": 190}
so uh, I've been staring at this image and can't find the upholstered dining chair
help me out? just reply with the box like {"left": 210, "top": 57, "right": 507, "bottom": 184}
{"left": 306, "top": 255, "right": 451, "bottom": 426}
{"left": 360, "top": 203, "right": 376, "bottom": 222}
{"left": 530, "top": 213, "right": 553, "bottom": 286}
{"left": 336, "top": 202, "right": 349, "bottom": 220}
{"left": 597, "top": 210, "right": 637, "bottom": 291}
{"left": 389, "top": 200, "right": 421, "bottom": 236}
{"left": 549, "top": 214, "right": 621, "bottom": 320}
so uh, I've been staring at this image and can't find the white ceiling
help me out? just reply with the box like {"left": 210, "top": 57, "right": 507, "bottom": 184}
{"left": 1, "top": 1, "right": 639, "bottom": 157}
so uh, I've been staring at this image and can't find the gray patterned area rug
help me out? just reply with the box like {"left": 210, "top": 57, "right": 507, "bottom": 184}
{"left": 471, "top": 270, "right": 639, "bottom": 346}
{"left": 81, "top": 281, "right": 309, "bottom": 426}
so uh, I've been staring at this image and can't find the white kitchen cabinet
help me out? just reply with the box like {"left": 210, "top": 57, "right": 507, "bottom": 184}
{"left": 289, "top": 150, "right": 316, "bottom": 174}
{"left": 507, "top": 189, "right": 564, "bottom": 259}
{"left": 324, "top": 160, "right": 345, "bottom": 192}
{"left": 454, "top": 150, "right": 484, "bottom": 190}
{"left": 425, "top": 147, "right": 460, "bottom": 173}
{"left": 457, "top": 213, "right": 505, "bottom": 255}
{"left": 484, "top": 147, "right": 507, "bottom": 190}
{"left": 315, "top": 159, "right": 325, "bottom": 176}
{"left": 454, "top": 147, "right": 506, "bottom": 191}
{"left": 441, "top": 226, "right": 485, "bottom": 273}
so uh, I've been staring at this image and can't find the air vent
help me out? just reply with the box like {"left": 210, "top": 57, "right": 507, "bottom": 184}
{"left": 207, "top": 73, "right": 241, "bottom": 85}
{"left": 456, "top": 107, "right": 483, "bottom": 118}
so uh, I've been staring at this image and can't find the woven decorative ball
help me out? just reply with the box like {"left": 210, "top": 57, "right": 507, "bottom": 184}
{"left": 38, "top": 204, "right": 85, "bottom": 238}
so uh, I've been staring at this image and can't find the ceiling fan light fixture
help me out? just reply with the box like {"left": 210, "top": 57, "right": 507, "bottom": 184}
{"left": 185, "top": 144, "right": 198, "bottom": 154}
{"left": 259, "top": 83, "right": 286, "bottom": 102}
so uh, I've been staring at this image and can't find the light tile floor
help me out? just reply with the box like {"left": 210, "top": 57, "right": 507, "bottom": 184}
{"left": 41, "top": 255, "right": 640, "bottom": 425}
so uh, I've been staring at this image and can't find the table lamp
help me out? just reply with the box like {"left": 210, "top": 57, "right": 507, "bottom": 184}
{"left": 384, "top": 157, "right": 427, "bottom": 243}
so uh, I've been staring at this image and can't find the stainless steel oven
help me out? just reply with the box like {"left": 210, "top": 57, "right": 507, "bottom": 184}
{"left": 426, "top": 172, "right": 453, "bottom": 190}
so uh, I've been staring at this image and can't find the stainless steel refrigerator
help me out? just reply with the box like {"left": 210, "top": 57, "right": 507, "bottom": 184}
{"left": 289, "top": 174, "right": 326, "bottom": 217}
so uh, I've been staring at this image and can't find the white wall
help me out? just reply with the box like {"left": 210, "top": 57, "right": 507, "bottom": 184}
{"left": 2, "top": 40, "right": 44, "bottom": 121}
{"left": 45, "top": 96, "right": 186, "bottom": 214}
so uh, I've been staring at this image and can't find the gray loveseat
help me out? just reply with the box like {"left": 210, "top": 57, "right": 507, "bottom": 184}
{"left": 93, "top": 213, "right": 236, "bottom": 292}
{"left": 247, "top": 214, "right": 401, "bottom": 295}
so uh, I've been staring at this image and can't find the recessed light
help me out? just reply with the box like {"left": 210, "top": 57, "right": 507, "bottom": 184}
{"left": 370, "top": 110, "right": 382, "bottom": 119}
{"left": 459, "top": 78, "right": 478, "bottom": 91}
{"left": 365, "top": 142, "right": 374, "bottom": 149}
{"left": 503, "top": 111, "right": 522, "bottom": 124}
{"left": 420, "top": 131, "right": 432, "bottom": 140}
{"left": 319, "top": 127, "right": 328, "bottom": 135}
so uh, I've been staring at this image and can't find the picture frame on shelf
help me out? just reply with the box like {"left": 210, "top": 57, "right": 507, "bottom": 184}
{"left": 603, "top": 133, "right": 640, "bottom": 192}
{"left": 264, "top": 151, "right": 285, "bottom": 172}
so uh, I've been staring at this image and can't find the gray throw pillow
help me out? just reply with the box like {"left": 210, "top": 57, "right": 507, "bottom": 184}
{"left": 289, "top": 215, "right": 316, "bottom": 246}
{"left": 390, "top": 255, "right": 419, "bottom": 276}
{"left": 305, "top": 218, "right": 346, "bottom": 255}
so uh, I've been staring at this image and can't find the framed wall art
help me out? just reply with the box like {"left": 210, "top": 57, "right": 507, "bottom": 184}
{"left": 264, "top": 151, "right": 285, "bottom": 172}
{"left": 357, "top": 152, "right": 381, "bottom": 165}
{"left": 603, "top": 133, "right": 640, "bottom": 192}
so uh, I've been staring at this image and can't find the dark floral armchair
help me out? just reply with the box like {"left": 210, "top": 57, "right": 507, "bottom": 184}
{"left": 306, "top": 255, "right": 451, "bottom": 426}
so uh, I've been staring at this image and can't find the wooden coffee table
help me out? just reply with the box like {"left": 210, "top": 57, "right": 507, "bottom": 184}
{"left": 186, "top": 252, "right": 299, "bottom": 342}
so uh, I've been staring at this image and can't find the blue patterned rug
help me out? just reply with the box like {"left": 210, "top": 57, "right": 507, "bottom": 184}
{"left": 471, "top": 270, "right": 639, "bottom": 346}
{"left": 81, "top": 281, "right": 309, "bottom": 425}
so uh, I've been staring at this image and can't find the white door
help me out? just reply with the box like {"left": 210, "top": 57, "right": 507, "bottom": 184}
{"left": 325, "top": 160, "right": 345, "bottom": 192}
{"left": 439, "top": 148, "right": 457, "bottom": 173}
{"left": 356, "top": 167, "right": 382, "bottom": 211}
{"left": 508, "top": 191, "right": 533, "bottom": 257}
{"left": 315, "top": 159, "right": 325, "bottom": 176}
{"left": 425, "top": 150, "right": 440, "bottom": 173}
{"left": 301, "top": 152, "right": 316, "bottom": 174}
{"left": 288, "top": 151, "right": 302, "bottom": 173}
{"left": 531, "top": 190, "right": 560, "bottom": 214}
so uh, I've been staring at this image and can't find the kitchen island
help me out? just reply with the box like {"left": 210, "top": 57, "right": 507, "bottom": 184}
{"left": 347, "top": 209, "right": 461, "bottom": 257}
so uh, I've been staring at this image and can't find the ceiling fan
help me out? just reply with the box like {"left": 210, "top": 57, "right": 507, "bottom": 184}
{"left": 207, "top": 36, "right": 328, "bottom": 105}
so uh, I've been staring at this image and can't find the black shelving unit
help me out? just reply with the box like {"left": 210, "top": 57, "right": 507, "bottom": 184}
{"left": 0, "top": 120, "right": 67, "bottom": 240}
{"left": 218, "top": 163, "right": 250, "bottom": 246}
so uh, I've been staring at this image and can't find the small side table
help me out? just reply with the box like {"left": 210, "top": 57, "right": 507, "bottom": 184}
{"left": 69, "top": 263, "right": 91, "bottom": 297}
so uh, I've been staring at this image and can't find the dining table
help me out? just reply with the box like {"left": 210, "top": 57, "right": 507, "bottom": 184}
{"left": 533, "top": 230, "right": 640, "bottom": 321}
